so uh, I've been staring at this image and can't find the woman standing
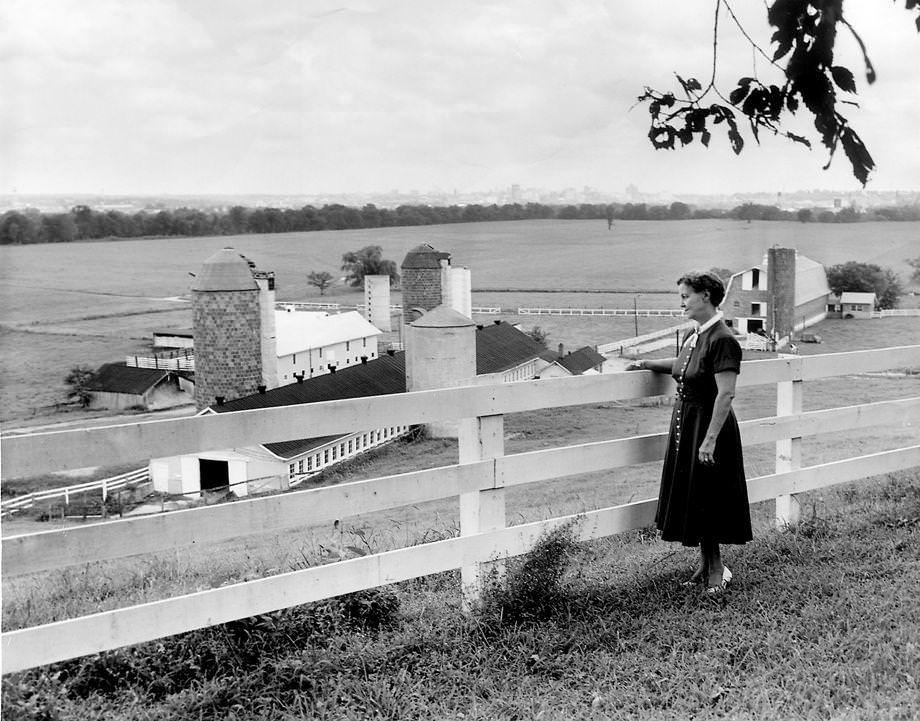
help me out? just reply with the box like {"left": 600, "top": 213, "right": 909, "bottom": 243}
{"left": 628, "top": 272, "right": 752, "bottom": 593}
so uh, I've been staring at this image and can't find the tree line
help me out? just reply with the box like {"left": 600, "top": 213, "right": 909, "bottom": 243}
{"left": 2, "top": 200, "right": 919, "bottom": 245}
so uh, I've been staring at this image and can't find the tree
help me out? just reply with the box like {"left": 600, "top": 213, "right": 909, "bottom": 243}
{"left": 341, "top": 245, "right": 400, "bottom": 288}
{"left": 639, "top": 1, "right": 920, "bottom": 185}
{"left": 826, "top": 261, "right": 904, "bottom": 309}
{"left": 906, "top": 256, "right": 920, "bottom": 283}
{"left": 708, "top": 267, "right": 734, "bottom": 281}
{"left": 797, "top": 208, "right": 813, "bottom": 223}
{"left": 65, "top": 365, "right": 97, "bottom": 408}
{"left": 307, "top": 270, "right": 334, "bottom": 296}
{"left": 527, "top": 326, "right": 549, "bottom": 348}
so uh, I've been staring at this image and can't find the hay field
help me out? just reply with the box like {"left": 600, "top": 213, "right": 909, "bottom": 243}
{"left": 1, "top": 219, "right": 918, "bottom": 421}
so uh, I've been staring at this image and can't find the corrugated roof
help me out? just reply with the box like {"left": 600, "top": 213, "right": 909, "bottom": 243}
{"left": 401, "top": 244, "right": 451, "bottom": 269}
{"left": 557, "top": 346, "right": 606, "bottom": 375}
{"left": 476, "top": 321, "right": 547, "bottom": 374}
{"left": 275, "top": 310, "right": 382, "bottom": 356}
{"left": 191, "top": 248, "right": 259, "bottom": 292}
{"left": 88, "top": 364, "right": 171, "bottom": 395}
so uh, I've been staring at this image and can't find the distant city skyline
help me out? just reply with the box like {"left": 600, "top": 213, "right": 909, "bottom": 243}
{"left": 3, "top": 1, "right": 919, "bottom": 197}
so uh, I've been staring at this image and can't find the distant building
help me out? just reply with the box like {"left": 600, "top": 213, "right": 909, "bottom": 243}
{"left": 722, "top": 248, "right": 830, "bottom": 346}
{"left": 152, "top": 328, "right": 193, "bottom": 349}
{"left": 88, "top": 364, "right": 187, "bottom": 411}
{"left": 827, "top": 291, "right": 876, "bottom": 319}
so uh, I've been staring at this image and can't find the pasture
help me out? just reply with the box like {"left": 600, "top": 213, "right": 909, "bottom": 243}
{"left": 1, "top": 218, "right": 918, "bottom": 422}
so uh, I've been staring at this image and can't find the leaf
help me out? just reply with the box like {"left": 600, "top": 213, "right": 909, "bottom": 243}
{"left": 773, "top": 40, "right": 793, "bottom": 61}
{"left": 830, "top": 66, "right": 857, "bottom": 93}
{"left": 785, "top": 131, "right": 812, "bottom": 148}
{"left": 701, "top": 129, "right": 711, "bottom": 147}
{"left": 725, "top": 116, "right": 744, "bottom": 155}
{"left": 729, "top": 85, "right": 749, "bottom": 106}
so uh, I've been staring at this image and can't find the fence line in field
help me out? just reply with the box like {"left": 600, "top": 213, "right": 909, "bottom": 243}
{"left": 1, "top": 468, "right": 149, "bottom": 517}
{"left": 2, "top": 345, "right": 919, "bottom": 674}
{"left": 870, "top": 308, "right": 920, "bottom": 318}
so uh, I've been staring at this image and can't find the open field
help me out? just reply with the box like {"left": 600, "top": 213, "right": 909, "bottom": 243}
{"left": 1, "top": 219, "right": 918, "bottom": 423}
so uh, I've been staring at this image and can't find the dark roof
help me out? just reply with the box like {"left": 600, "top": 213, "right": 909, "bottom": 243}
{"left": 476, "top": 321, "right": 547, "bottom": 374}
{"left": 153, "top": 328, "right": 193, "bottom": 337}
{"left": 88, "top": 364, "right": 171, "bottom": 395}
{"left": 401, "top": 244, "right": 451, "bottom": 269}
{"left": 212, "top": 324, "right": 546, "bottom": 458}
{"left": 557, "top": 346, "right": 606, "bottom": 375}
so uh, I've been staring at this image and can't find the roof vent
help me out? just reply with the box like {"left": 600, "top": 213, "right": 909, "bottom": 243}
{"left": 215, "top": 396, "right": 225, "bottom": 406}
{"left": 296, "top": 373, "right": 304, "bottom": 384}
{"left": 493, "top": 319, "right": 501, "bottom": 325}
{"left": 476, "top": 324, "right": 484, "bottom": 330}
{"left": 386, "top": 348, "right": 395, "bottom": 356}
{"left": 328, "top": 365, "right": 336, "bottom": 373}
{"left": 361, "top": 355, "right": 368, "bottom": 364}
{"left": 258, "top": 385, "right": 266, "bottom": 394}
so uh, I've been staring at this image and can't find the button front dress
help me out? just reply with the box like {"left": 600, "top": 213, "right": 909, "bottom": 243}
{"left": 656, "top": 321, "right": 753, "bottom": 546}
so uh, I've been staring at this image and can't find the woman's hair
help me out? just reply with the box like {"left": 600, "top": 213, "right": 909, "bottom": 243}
{"left": 676, "top": 271, "right": 726, "bottom": 307}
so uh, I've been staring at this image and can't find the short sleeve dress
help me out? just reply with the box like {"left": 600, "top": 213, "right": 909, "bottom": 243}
{"left": 655, "top": 321, "right": 753, "bottom": 546}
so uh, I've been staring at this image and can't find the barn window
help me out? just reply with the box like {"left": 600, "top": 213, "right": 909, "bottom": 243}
{"left": 324, "top": 450, "right": 329, "bottom": 463}
{"left": 298, "top": 459, "right": 304, "bottom": 473}
{"left": 289, "top": 463, "right": 295, "bottom": 477}
{"left": 307, "top": 456, "right": 313, "bottom": 471}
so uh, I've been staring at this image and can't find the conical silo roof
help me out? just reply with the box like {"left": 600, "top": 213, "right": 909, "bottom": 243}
{"left": 401, "top": 244, "right": 451, "bottom": 269}
{"left": 409, "top": 305, "right": 475, "bottom": 328}
{"left": 192, "top": 248, "right": 259, "bottom": 291}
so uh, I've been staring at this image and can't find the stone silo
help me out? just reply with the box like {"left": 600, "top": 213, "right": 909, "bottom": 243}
{"left": 192, "top": 248, "right": 263, "bottom": 410}
{"left": 364, "top": 274, "right": 392, "bottom": 331}
{"left": 768, "top": 247, "right": 796, "bottom": 343}
{"left": 405, "top": 305, "right": 476, "bottom": 438}
{"left": 400, "top": 244, "right": 452, "bottom": 325}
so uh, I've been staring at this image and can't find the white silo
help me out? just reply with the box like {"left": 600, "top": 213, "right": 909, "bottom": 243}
{"left": 405, "top": 305, "right": 476, "bottom": 438}
{"left": 364, "top": 274, "right": 392, "bottom": 331}
{"left": 253, "top": 269, "right": 278, "bottom": 389}
{"left": 442, "top": 265, "right": 472, "bottom": 318}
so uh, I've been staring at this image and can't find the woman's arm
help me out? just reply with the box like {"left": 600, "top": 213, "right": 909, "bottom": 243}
{"left": 626, "top": 358, "right": 676, "bottom": 374}
{"left": 697, "top": 370, "right": 738, "bottom": 464}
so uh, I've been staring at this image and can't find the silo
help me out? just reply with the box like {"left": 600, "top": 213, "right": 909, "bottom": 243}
{"left": 405, "top": 305, "right": 476, "bottom": 438}
{"left": 768, "top": 247, "right": 796, "bottom": 344}
{"left": 443, "top": 265, "right": 472, "bottom": 318}
{"left": 192, "top": 248, "right": 263, "bottom": 410}
{"left": 252, "top": 269, "right": 278, "bottom": 389}
{"left": 364, "top": 274, "right": 392, "bottom": 331}
{"left": 400, "top": 244, "right": 451, "bottom": 325}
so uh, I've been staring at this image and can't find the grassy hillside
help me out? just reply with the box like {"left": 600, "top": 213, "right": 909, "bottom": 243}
{"left": 3, "top": 472, "right": 918, "bottom": 720}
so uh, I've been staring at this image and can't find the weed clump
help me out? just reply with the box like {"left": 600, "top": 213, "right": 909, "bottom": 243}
{"left": 481, "top": 519, "right": 583, "bottom": 625}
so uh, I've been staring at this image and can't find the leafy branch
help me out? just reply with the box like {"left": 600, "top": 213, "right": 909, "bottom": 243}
{"left": 638, "top": 0, "right": 920, "bottom": 185}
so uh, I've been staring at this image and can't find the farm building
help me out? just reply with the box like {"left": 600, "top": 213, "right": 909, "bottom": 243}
{"left": 555, "top": 346, "right": 607, "bottom": 376}
{"left": 87, "top": 364, "right": 188, "bottom": 411}
{"left": 826, "top": 291, "right": 877, "bottom": 319}
{"left": 274, "top": 308, "right": 382, "bottom": 384}
{"left": 152, "top": 328, "right": 193, "bottom": 349}
{"left": 722, "top": 247, "right": 830, "bottom": 346}
{"left": 150, "top": 318, "right": 562, "bottom": 497}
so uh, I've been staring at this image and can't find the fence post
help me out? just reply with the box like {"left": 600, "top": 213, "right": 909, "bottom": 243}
{"left": 458, "top": 414, "right": 505, "bottom": 611}
{"left": 775, "top": 355, "right": 803, "bottom": 527}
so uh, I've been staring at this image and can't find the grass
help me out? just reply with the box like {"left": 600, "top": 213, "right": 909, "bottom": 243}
{"left": 3, "top": 472, "right": 919, "bottom": 720}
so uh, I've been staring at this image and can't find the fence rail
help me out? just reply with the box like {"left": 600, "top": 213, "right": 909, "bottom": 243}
{"left": 518, "top": 307, "right": 684, "bottom": 317}
{"left": 2, "top": 345, "right": 919, "bottom": 675}
{"left": 871, "top": 308, "right": 920, "bottom": 318}
{"left": 1, "top": 468, "right": 149, "bottom": 517}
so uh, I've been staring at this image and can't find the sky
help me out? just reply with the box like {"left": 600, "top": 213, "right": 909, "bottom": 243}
{"left": 1, "top": 0, "right": 918, "bottom": 197}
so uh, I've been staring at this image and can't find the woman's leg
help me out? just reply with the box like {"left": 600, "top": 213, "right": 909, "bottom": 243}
{"left": 702, "top": 536, "right": 724, "bottom": 587}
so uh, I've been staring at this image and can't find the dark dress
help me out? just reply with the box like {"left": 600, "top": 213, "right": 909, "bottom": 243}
{"left": 656, "top": 321, "right": 753, "bottom": 546}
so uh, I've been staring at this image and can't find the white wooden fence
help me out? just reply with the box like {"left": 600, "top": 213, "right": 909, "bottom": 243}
{"left": 518, "top": 307, "right": 684, "bottom": 317}
{"left": 2, "top": 345, "right": 920, "bottom": 674}
{"left": 1, "top": 468, "right": 149, "bottom": 517}
{"left": 870, "top": 309, "right": 920, "bottom": 318}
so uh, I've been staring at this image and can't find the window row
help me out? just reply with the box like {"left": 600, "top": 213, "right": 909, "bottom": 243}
{"left": 288, "top": 425, "right": 410, "bottom": 478}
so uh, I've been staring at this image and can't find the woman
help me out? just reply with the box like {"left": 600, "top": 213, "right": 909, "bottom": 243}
{"left": 628, "top": 271, "right": 752, "bottom": 593}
